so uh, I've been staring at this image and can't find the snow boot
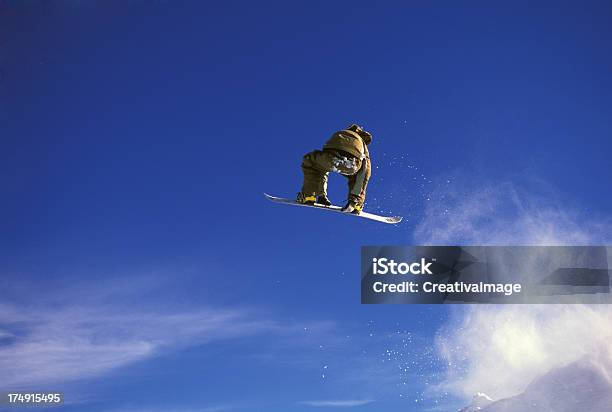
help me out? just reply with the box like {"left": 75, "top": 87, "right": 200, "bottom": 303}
{"left": 317, "top": 194, "right": 332, "bottom": 206}
{"left": 296, "top": 192, "right": 316, "bottom": 205}
{"left": 342, "top": 201, "right": 363, "bottom": 215}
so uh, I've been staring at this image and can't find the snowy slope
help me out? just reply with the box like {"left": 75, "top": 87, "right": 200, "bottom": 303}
{"left": 465, "top": 355, "right": 612, "bottom": 412}
{"left": 458, "top": 392, "right": 494, "bottom": 411}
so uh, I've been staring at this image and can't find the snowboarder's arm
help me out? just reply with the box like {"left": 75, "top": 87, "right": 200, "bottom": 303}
{"left": 343, "top": 153, "right": 371, "bottom": 213}
{"left": 349, "top": 157, "right": 370, "bottom": 198}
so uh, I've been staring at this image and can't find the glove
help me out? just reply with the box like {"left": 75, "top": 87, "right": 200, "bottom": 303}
{"left": 342, "top": 199, "right": 363, "bottom": 214}
{"left": 341, "top": 202, "right": 356, "bottom": 214}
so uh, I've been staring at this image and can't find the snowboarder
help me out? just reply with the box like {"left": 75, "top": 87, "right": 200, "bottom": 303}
{"left": 297, "top": 124, "right": 372, "bottom": 215}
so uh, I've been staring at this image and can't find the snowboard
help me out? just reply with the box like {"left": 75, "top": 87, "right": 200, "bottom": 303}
{"left": 264, "top": 193, "right": 402, "bottom": 224}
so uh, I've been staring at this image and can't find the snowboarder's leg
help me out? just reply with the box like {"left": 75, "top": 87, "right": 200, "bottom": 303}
{"left": 346, "top": 156, "right": 371, "bottom": 213}
{"left": 298, "top": 150, "right": 333, "bottom": 204}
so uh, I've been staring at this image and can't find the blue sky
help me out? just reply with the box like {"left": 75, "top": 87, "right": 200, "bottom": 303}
{"left": 1, "top": 1, "right": 612, "bottom": 411}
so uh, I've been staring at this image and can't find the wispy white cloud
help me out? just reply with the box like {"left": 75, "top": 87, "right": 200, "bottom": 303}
{"left": 0, "top": 271, "right": 392, "bottom": 410}
{"left": 100, "top": 406, "right": 239, "bottom": 412}
{"left": 300, "top": 399, "right": 374, "bottom": 407}
{"left": 0, "top": 301, "right": 274, "bottom": 388}
{"left": 200, "top": 406, "right": 239, "bottom": 412}
{"left": 0, "top": 273, "right": 335, "bottom": 390}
